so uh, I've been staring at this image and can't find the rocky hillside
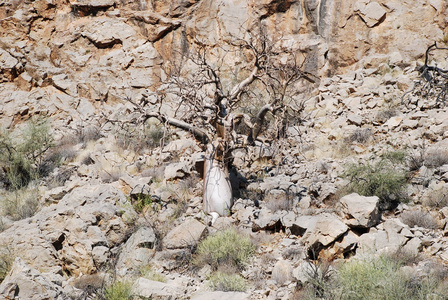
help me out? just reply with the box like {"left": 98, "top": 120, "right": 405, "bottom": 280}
{"left": 1, "top": 0, "right": 448, "bottom": 299}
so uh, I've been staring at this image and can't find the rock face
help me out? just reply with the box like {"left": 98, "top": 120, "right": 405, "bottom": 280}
{"left": 2, "top": 0, "right": 448, "bottom": 299}
{"left": 0, "top": 185, "right": 137, "bottom": 276}
{"left": 0, "top": 258, "right": 67, "bottom": 300}
{"left": 0, "top": 0, "right": 446, "bottom": 126}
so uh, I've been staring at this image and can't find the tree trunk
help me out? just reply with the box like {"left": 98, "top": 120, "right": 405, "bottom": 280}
{"left": 203, "top": 145, "right": 233, "bottom": 218}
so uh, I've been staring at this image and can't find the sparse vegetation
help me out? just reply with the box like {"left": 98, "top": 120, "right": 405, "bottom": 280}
{"left": 400, "top": 209, "right": 439, "bottom": 229}
{"left": 0, "top": 117, "right": 54, "bottom": 190}
{"left": 425, "top": 148, "right": 448, "bottom": 168}
{"left": 103, "top": 280, "right": 133, "bottom": 300}
{"left": 195, "top": 228, "right": 256, "bottom": 270}
{"left": 343, "top": 151, "right": 409, "bottom": 210}
{"left": 0, "top": 247, "right": 13, "bottom": 283}
{"left": 139, "top": 265, "right": 166, "bottom": 283}
{"left": 131, "top": 194, "right": 154, "bottom": 214}
{"left": 2, "top": 186, "right": 39, "bottom": 220}
{"left": 423, "top": 184, "right": 448, "bottom": 208}
{"left": 300, "top": 256, "right": 448, "bottom": 300}
{"left": 344, "top": 128, "right": 373, "bottom": 144}
{"left": 209, "top": 271, "right": 247, "bottom": 292}
{"left": 115, "top": 120, "right": 166, "bottom": 154}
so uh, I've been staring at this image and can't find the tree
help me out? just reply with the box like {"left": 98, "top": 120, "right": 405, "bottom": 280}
{"left": 127, "top": 28, "right": 316, "bottom": 221}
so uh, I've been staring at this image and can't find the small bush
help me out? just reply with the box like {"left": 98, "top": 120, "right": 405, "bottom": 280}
{"left": 103, "top": 281, "right": 133, "bottom": 300}
{"left": 2, "top": 187, "right": 39, "bottom": 220}
{"left": 0, "top": 117, "right": 54, "bottom": 190}
{"left": 139, "top": 266, "right": 166, "bottom": 283}
{"left": 0, "top": 248, "right": 13, "bottom": 283}
{"left": 423, "top": 184, "right": 448, "bottom": 208}
{"left": 344, "top": 128, "right": 372, "bottom": 144}
{"left": 195, "top": 228, "right": 256, "bottom": 270}
{"left": 116, "top": 121, "right": 166, "bottom": 154}
{"left": 300, "top": 256, "right": 448, "bottom": 299}
{"left": 335, "top": 256, "right": 448, "bottom": 300}
{"left": 131, "top": 195, "right": 154, "bottom": 214}
{"left": 209, "top": 272, "right": 247, "bottom": 292}
{"left": 400, "top": 209, "right": 439, "bottom": 229}
{"left": 343, "top": 151, "right": 409, "bottom": 210}
{"left": 425, "top": 148, "right": 448, "bottom": 168}
{"left": 375, "top": 108, "right": 398, "bottom": 124}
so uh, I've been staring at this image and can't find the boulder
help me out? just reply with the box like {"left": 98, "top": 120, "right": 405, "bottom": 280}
{"left": 357, "top": 219, "right": 410, "bottom": 255}
{"left": 272, "top": 259, "right": 293, "bottom": 285}
{"left": 339, "top": 193, "right": 381, "bottom": 228}
{"left": 163, "top": 218, "right": 207, "bottom": 249}
{"left": 0, "top": 185, "right": 137, "bottom": 276}
{"left": 116, "top": 226, "right": 157, "bottom": 272}
{"left": 191, "top": 291, "right": 250, "bottom": 300}
{"left": 252, "top": 207, "right": 286, "bottom": 231}
{"left": 132, "top": 277, "right": 183, "bottom": 299}
{"left": 164, "top": 161, "right": 190, "bottom": 180}
{"left": 0, "top": 258, "right": 68, "bottom": 300}
{"left": 302, "top": 213, "right": 349, "bottom": 248}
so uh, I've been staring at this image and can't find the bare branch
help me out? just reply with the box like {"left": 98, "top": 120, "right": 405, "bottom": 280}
{"left": 143, "top": 111, "right": 210, "bottom": 144}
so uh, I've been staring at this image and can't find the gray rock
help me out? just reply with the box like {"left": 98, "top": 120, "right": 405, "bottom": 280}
{"left": 0, "top": 258, "right": 67, "bottom": 300}
{"left": 302, "top": 213, "right": 348, "bottom": 247}
{"left": 132, "top": 277, "right": 183, "bottom": 299}
{"left": 116, "top": 226, "right": 157, "bottom": 271}
{"left": 339, "top": 193, "right": 381, "bottom": 228}
{"left": 347, "top": 113, "right": 363, "bottom": 126}
{"left": 357, "top": 219, "right": 410, "bottom": 255}
{"left": 164, "top": 161, "right": 190, "bottom": 180}
{"left": 252, "top": 207, "right": 286, "bottom": 231}
{"left": 191, "top": 291, "right": 250, "bottom": 300}
{"left": 163, "top": 218, "right": 207, "bottom": 249}
{"left": 272, "top": 259, "right": 293, "bottom": 285}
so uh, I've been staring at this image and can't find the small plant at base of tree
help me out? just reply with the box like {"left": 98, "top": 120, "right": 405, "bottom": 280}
{"left": 208, "top": 271, "right": 247, "bottom": 292}
{"left": 195, "top": 227, "right": 256, "bottom": 271}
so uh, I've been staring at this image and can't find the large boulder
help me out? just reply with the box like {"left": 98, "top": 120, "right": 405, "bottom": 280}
{"left": 302, "top": 213, "right": 349, "bottom": 249}
{"left": 0, "top": 258, "right": 69, "bottom": 300}
{"left": 338, "top": 193, "right": 381, "bottom": 228}
{"left": 132, "top": 277, "right": 184, "bottom": 299}
{"left": 0, "top": 185, "right": 137, "bottom": 276}
{"left": 116, "top": 226, "right": 157, "bottom": 273}
{"left": 163, "top": 218, "right": 207, "bottom": 249}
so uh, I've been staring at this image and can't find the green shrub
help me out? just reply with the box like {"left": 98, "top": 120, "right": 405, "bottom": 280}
{"left": 335, "top": 256, "right": 447, "bottom": 300}
{"left": 103, "top": 281, "right": 133, "bottom": 300}
{"left": 2, "top": 187, "right": 39, "bottom": 220}
{"left": 209, "top": 272, "right": 247, "bottom": 292}
{"left": 343, "top": 151, "right": 408, "bottom": 210}
{"left": 130, "top": 194, "right": 154, "bottom": 214}
{"left": 0, "top": 247, "right": 13, "bottom": 283}
{"left": 139, "top": 265, "right": 166, "bottom": 283}
{"left": 195, "top": 228, "right": 256, "bottom": 270}
{"left": 300, "top": 256, "right": 448, "bottom": 300}
{"left": 0, "top": 117, "right": 54, "bottom": 190}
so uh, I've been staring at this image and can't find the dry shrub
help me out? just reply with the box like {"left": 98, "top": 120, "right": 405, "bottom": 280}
{"left": 400, "top": 209, "right": 439, "bottom": 229}
{"left": 425, "top": 148, "right": 448, "bottom": 168}
{"left": 264, "top": 189, "right": 293, "bottom": 212}
{"left": 423, "top": 184, "right": 448, "bottom": 208}
{"left": 344, "top": 128, "right": 372, "bottom": 144}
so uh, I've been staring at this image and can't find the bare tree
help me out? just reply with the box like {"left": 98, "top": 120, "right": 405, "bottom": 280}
{"left": 127, "top": 28, "right": 316, "bottom": 221}
{"left": 402, "top": 42, "right": 448, "bottom": 108}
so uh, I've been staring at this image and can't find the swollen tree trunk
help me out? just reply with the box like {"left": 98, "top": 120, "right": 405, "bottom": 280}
{"left": 203, "top": 144, "right": 233, "bottom": 219}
